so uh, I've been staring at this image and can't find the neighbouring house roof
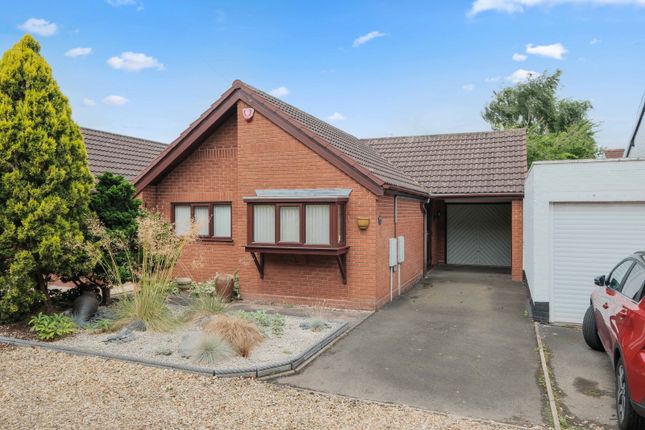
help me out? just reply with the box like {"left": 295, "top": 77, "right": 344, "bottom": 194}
{"left": 603, "top": 148, "right": 625, "bottom": 159}
{"left": 363, "top": 129, "right": 527, "bottom": 196}
{"left": 82, "top": 127, "right": 167, "bottom": 181}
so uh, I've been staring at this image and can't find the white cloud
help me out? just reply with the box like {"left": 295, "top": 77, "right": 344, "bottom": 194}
{"left": 269, "top": 86, "right": 290, "bottom": 98}
{"left": 512, "top": 53, "right": 527, "bottom": 61}
{"left": 484, "top": 76, "right": 501, "bottom": 83}
{"left": 107, "top": 52, "right": 164, "bottom": 71}
{"left": 590, "top": 38, "right": 600, "bottom": 45}
{"left": 353, "top": 30, "right": 386, "bottom": 47}
{"left": 526, "top": 43, "right": 567, "bottom": 59}
{"left": 103, "top": 95, "right": 129, "bottom": 105}
{"left": 506, "top": 69, "right": 540, "bottom": 83}
{"left": 469, "top": 0, "right": 645, "bottom": 16}
{"left": 462, "top": 84, "right": 476, "bottom": 91}
{"left": 65, "top": 47, "right": 92, "bottom": 58}
{"left": 83, "top": 98, "right": 96, "bottom": 106}
{"left": 107, "top": 0, "right": 143, "bottom": 9}
{"left": 18, "top": 18, "right": 58, "bottom": 36}
{"left": 327, "top": 112, "right": 346, "bottom": 121}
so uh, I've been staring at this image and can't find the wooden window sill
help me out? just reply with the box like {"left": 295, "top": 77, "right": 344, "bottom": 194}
{"left": 198, "top": 238, "right": 234, "bottom": 243}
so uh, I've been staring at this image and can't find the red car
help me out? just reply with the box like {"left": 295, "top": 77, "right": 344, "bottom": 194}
{"left": 583, "top": 252, "right": 645, "bottom": 430}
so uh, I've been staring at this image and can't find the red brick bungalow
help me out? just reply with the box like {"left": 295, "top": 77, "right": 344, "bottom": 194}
{"left": 134, "top": 80, "right": 526, "bottom": 310}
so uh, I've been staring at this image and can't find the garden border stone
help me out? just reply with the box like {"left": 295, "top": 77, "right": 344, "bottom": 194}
{"left": 0, "top": 320, "right": 349, "bottom": 378}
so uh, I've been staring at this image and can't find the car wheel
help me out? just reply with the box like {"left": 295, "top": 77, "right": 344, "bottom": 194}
{"left": 582, "top": 306, "right": 604, "bottom": 351}
{"left": 616, "top": 357, "right": 645, "bottom": 430}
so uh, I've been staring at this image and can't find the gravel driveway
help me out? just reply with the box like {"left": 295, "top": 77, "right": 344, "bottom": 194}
{"left": 0, "top": 346, "right": 540, "bottom": 430}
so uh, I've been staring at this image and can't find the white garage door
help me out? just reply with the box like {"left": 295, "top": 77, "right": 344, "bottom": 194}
{"left": 552, "top": 202, "right": 645, "bottom": 323}
{"left": 446, "top": 203, "right": 511, "bottom": 267}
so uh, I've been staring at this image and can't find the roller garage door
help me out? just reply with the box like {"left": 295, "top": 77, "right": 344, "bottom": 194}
{"left": 446, "top": 203, "right": 511, "bottom": 267}
{"left": 551, "top": 202, "right": 645, "bottom": 323}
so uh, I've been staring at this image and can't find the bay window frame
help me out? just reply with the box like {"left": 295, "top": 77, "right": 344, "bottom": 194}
{"left": 245, "top": 198, "right": 347, "bottom": 249}
{"left": 171, "top": 202, "right": 233, "bottom": 242}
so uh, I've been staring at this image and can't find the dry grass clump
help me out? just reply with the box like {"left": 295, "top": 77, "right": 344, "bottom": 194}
{"left": 203, "top": 315, "right": 264, "bottom": 357}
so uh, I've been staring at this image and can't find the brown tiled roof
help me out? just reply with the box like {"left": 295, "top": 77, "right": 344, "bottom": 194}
{"left": 240, "top": 82, "right": 427, "bottom": 195}
{"left": 82, "top": 128, "right": 167, "bottom": 181}
{"left": 363, "top": 129, "right": 527, "bottom": 195}
{"left": 603, "top": 148, "right": 624, "bottom": 159}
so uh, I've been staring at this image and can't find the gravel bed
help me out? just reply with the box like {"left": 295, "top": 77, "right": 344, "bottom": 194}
{"left": 0, "top": 347, "right": 541, "bottom": 429}
{"left": 55, "top": 310, "right": 342, "bottom": 371}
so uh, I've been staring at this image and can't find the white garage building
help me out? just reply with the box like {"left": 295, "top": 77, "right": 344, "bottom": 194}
{"left": 523, "top": 158, "right": 645, "bottom": 323}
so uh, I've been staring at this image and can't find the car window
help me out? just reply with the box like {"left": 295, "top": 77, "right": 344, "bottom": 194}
{"left": 607, "top": 260, "right": 634, "bottom": 291}
{"left": 621, "top": 264, "right": 645, "bottom": 301}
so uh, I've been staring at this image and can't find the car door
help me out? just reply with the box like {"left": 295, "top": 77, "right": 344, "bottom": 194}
{"left": 611, "top": 262, "right": 645, "bottom": 360}
{"left": 598, "top": 259, "right": 634, "bottom": 350}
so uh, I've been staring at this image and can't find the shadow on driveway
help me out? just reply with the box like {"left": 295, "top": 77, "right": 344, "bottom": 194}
{"left": 277, "top": 267, "right": 545, "bottom": 426}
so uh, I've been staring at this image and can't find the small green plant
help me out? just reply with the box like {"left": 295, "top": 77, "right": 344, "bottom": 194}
{"left": 155, "top": 346, "right": 173, "bottom": 356}
{"left": 183, "top": 280, "right": 227, "bottom": 321}
{"left": 237, "top": 310, "right": 285, "bottom": 337}
{"left": 308, "top": 318, "right": 328, "bottom": 332}
{"left": 28, "top": 313, "right": 77, "bottom": 341}
{"left": 271, "top": 313, "right": 285, "bottom": 336}
{"left": 84, "top": 318, "right": 114, "bottom": 333}
{"left": 191, "top": 334, "right": 232, "bottom": 365}
{"left": 232, "top": 271, "right": 241, "bottom": 300}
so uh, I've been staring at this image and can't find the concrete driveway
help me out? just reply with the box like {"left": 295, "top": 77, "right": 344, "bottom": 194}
{"left": 540, "top": 324, "right": 616, "bottom": 429}
{"left": 277, "top": 267, "right": 544, "bottom": 426}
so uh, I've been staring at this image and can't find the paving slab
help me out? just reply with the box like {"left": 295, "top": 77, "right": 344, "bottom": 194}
{"left": 277, "top": 267, "right": 545, "bottom": 426}
{"left": 540, "top": 324, "right": 616, "bottom": 429}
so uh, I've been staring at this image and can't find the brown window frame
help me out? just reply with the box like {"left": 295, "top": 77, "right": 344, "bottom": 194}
{"left": 245, "top": 199, "right": 347, "bottom": 249}
{"left": 171, "top": 202, "right": 233, "bottom": 242}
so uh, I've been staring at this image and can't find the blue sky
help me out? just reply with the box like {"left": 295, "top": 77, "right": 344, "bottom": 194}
{"left": 1, "top": 1, "right": 644, "bottom": 149}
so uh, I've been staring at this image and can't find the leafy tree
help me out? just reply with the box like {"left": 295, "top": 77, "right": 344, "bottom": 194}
{"left": 83, "top": 172, "right": 141, "bottom": 304}
{"left": 482, "top": 70, "right": 600, "bottom": 165}
{"left": 0, "top": 35, "right": 94, "bottom": 321}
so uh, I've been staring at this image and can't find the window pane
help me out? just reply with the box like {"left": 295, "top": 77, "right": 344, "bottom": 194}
{"left": 214, "top": 204, "right": 231, "bottom": 238}
{"left": 622, "top": 264, "right": 645, "bottom": 301}
{"left": 608, "top": 260, "right": 634, "bottom": 291}
{"left": 306, "top": 204, "right": 330, "bottom": 245}
{"left": 194, "top": 207, "right": 209, "bottom": 236}
{"left": 253, "top": 205, "right": 275, "bottom": 243}
{"left": 174, "top": 205, "right": 191, "bottom": 236}
{"left": 280, "top": 206, "right": 300, "bottom": 242}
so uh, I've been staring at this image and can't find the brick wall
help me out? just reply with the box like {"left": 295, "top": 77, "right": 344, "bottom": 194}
{"left": 375, "top": 196, "right": 425, "bottom": 307}
{"left": 430, "top": 199, "right": 446, "bottom": 265}
{"left": 140, "top": 101, "right": 428, "bottom": 309}
{"left": 511, "top": 199, "right": 523, "bottom": 282}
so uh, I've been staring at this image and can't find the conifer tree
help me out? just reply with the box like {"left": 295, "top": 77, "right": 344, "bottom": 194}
{"left": 0, "top": 35, "right": 94, "bottom": 320}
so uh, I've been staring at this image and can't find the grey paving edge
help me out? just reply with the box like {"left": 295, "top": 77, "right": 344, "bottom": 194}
{"left": 0, "top": 321, "right": 349, "bottom": 379}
